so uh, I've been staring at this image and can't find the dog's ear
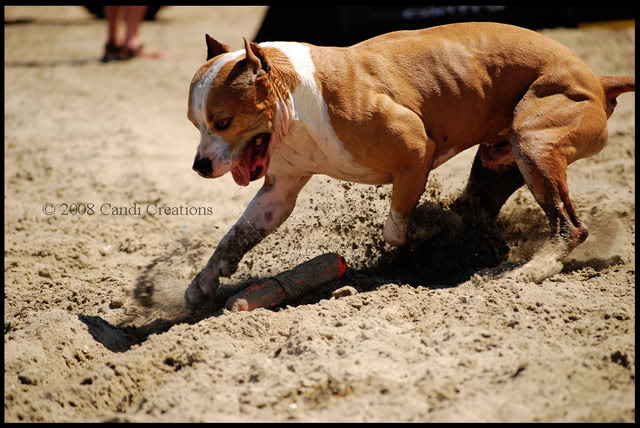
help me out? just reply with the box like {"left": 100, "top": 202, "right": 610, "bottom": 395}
{"left": 243, "top": 37, "right": 271, "bottom": 77}
{"left": 205, "top": 34, "right": 230, "bottom": 60}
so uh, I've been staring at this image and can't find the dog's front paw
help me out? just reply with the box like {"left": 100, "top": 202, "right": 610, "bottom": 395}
{"left": 184, "top": 268, "right": 221, "bottom": 309}
{"left": 184, "top": 281, "right": 205, "bottom": 309}
{"left": 383, "top": 211, "right": 409, "bottom": 247}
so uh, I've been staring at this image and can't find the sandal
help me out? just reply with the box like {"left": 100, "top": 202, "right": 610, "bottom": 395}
{"left": 100, "top": 42, "right": 124, "bottom": 63}
{"left": 120, "top": 44, "right": 166, "bottom": 60}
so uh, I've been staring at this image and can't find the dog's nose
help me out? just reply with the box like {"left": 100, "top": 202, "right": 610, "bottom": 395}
{"left": 192, "top": 153, "right": 212, "bottom": 177}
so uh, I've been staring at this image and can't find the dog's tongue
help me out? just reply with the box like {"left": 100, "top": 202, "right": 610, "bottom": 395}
{"left": 231, "top": 160, "right": 250, "bottom": 187}
{"left": 231, "top": 144, "right": 254, "bottom": 187}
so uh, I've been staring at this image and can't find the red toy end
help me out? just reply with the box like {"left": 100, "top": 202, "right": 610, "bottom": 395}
{"left": 337, "top": 255, "right": 347, "bottom": 278}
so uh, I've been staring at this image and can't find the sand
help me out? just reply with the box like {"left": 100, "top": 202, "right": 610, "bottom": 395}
{"left": 4, "top": 6, "right": 635, "bottom": 422}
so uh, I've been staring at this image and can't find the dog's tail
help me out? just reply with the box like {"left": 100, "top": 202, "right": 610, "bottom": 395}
{"left": 599, "top": 76, "right": 634, "bottom": 117}
{"left": 601, "top": 76, "right": 635, "bottom": 99}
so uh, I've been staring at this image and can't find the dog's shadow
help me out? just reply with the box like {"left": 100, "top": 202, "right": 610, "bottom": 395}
{"left": 291, "top": 199, "right": 511, "bottom": 305}
{"left": 78, "top": 307, "right": 216, "bottom": 353}
{"left": 290, "top": 198, "right": 626, "bottom": 307}
{"left": 77, "top": 313, "right": 169, "bottom": 353}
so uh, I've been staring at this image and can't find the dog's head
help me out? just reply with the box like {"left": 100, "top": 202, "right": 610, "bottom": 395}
{"left": 188, "top": 35, "right": 280, "bottom": 186}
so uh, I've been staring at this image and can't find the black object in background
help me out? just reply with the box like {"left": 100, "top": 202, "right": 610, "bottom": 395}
{"left": 253, "top": 5, "right": 636, "bottom": 46}
{"left": 84, "top": 5, "right": 162, "bottom": 21}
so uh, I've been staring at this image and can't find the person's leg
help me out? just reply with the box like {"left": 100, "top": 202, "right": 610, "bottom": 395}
{"left": 101, "top": 6, "right": 124, "bottom": 62}
{"left": 105, "top": 6, "right": 124, "bottom": 45}
{"left": 122, "top": 6, "right": 147, "bottom": 51}
{"left": 121, "top": 6, "right": 166, "bottom": 59}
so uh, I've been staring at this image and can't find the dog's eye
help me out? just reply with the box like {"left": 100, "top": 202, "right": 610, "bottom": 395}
{"left": 214, "top": 118, "right": 232, "bottom": 131}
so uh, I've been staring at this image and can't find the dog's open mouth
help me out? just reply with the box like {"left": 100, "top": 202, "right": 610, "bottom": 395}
{"left": 231, "top": 133, "right": 272, "bottom": 186}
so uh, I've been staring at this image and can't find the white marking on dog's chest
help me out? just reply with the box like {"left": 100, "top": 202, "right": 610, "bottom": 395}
{"left": 261, "top": 42, "right": 379, "bottom": 181}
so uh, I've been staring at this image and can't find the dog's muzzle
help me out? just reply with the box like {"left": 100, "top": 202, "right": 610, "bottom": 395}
{"left": 192, "top": 153, "right": 213, "bottom": 178}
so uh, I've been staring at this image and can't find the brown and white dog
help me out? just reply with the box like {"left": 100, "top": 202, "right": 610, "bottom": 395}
{"left": 185, "top": 22, "right": 634, "bottom": 307}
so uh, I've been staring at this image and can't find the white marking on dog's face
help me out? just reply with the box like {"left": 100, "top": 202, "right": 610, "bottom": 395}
{"left": 191, "top": 50, "right": 244, "bottom": 129}
{"left": 189, "top": 50, "right": 244, "bottom": 176}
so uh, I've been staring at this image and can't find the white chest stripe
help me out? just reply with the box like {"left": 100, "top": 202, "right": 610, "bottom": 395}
{"left": 260, "top": 43, "right": 357, "bottom": 162}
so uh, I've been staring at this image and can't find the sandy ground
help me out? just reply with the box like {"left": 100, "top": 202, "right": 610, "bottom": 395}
{"left": 3, "top": 6, "right": 635, "bottom": 422}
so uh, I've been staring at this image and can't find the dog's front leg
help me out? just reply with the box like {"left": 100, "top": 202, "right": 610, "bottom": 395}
{"left": 185, "top": 174, "right": 311, "bottom": 307}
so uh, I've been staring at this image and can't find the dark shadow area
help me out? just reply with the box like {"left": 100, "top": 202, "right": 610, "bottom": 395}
{"left": 82, "top": 5, "right": 163, "bottom": 21}
{"left": 253, "top": 5, "right": 636, "bottom": 46}
{"left": 4, "top": 18, "right": 34, "bottom": 25}
{"left": 4, "top": 17, "right": 96, "bottom": 26}
{"left": 78, "top": 314, "right": 143, "bottom": 353}
{"left": 292, "top": 199, "right": 514, "bottom": 307}
{"left": 4, "top": 6, "right": 163, "bottom": 26}
{"left": 80, "top": 278, "right": 258, "bottom": 351}
{"left": 561, "top": 255, "right": 625, "bottom": 275}
{"left": 78, "top": 313, "right": 197, "bottom": 353}
{"left": 5, "top": 58, "right": 95, "bottom": 68}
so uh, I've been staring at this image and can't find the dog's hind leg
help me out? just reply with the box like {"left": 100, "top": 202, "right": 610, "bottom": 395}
{"left": 452, "top": 142, "right": 525, "bottom": 222}
{"left": 506, "top": 82, "right": 609, "bottom": 282}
